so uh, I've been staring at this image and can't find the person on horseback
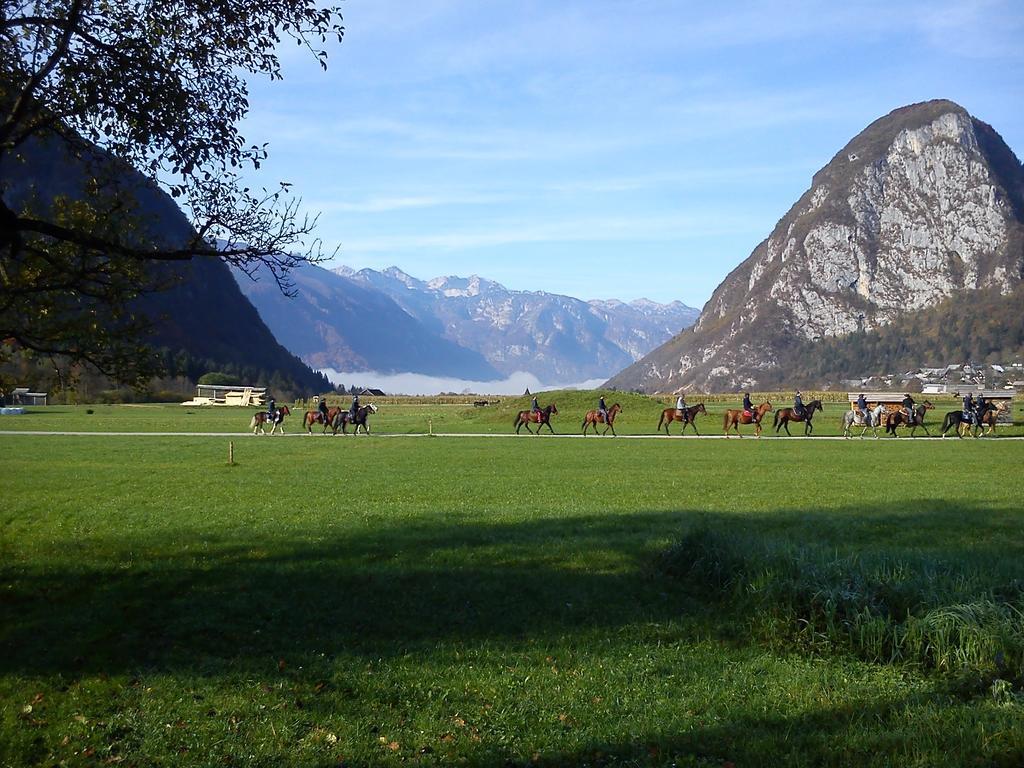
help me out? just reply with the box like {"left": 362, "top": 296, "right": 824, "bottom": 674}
{"left": 598, "top": 395, "right": 609, "bottom": 424}
{"left": 962, "top": 391, "right": 975, "bottom": 425}
{"left": 793, "top": 390, "right": 805, "bottom": 418}
{"left": 531, "top": 396, "right": 540, "bottom": 418}
{"left": 976, "top": 395, "right": 987, "bottom": 425}
{"left": 902, "top": 393, "right": 916, "bottom": 424}
{"left": 856, "top": 393, "right": 868, "bottom": 424}
{"left": 742, "top": 392, "right": 754, "bottom": 418}
{"left": 318, "top": 396, "right": 329, "bottom": 425}
{"left": 350, "top": 393, "right": 360, "bottom": 423}
{"left": 676, "top": 393, "right": 686, "bottom": 418}
{"left": 267, "top": 395, "right": 276, "bottom": 421}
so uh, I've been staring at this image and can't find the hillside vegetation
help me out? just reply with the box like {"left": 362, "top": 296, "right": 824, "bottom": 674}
{"left": 772, "top": 285, "right": 1024, "bottom": 388}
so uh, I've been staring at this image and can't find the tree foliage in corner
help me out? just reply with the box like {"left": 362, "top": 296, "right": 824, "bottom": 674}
{"left": 0, "top": 0, "right": 344, "bottom": 386}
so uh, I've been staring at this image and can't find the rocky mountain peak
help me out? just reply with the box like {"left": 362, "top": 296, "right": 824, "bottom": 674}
{"left": 607, "top": 100, "right": 1024, "bottom": 393}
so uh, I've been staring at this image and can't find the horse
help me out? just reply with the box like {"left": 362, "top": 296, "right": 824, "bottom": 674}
{"left": 250, "top": 405, "right": 291, "bottom": 435}
{"left": 723, "top": 401, "right": 772, "bottom": 438}
{"left": 336, "top": 403, "right": 378, "bottom": 435}
{"left": 884, "top": 401, "right": 934, "bottom": 437}
{"left": 582, "top": 403, "right": 622, "bottom": 436}
{"left": 940, "top": 402, "right": 999, "bottom": 438}
{"left": 302, "top": 406, "right": 345, "bottom": 435}
{"left": 841, "top": 404, "right": 886, "bottom": 439}
{"left": 773, "top": 399, "right": 824, "bottom": 436}
{"left": 513, "top": 404, "right": 558, "bottom": 435}
{"left": 657, "top": 403, "right": 707, "bottom": 435}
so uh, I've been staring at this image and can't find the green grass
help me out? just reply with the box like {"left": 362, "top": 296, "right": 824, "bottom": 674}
{"left": 1, "top": 409, "right": 1023, "bottom": 766}
{"left": 1, "top": 390, "right": 1022, "bottom": 437}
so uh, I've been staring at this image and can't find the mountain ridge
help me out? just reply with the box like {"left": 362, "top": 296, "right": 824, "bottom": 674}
{"left": 606, "top": 99, "right": 1024, "bottom": 392}
{"left": 336, "top": 265, "right": 700, "bottom": 382}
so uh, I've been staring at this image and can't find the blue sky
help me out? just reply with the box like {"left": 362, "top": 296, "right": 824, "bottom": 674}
{"left": 240, "top": 0, "right": 1024, "bottom": 308}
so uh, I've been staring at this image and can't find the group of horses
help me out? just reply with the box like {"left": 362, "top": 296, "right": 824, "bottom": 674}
{"left": 514, "top": 402, "right": 628, "bottom": 436}
{"left": 842, "top": 400, "right": 1001, "bottom": 439}
{"left": 514, "top": 398, "right": 1004, "bottom": 438}
{"left": 250, "top": 403, "right": 377, "bottom": 435}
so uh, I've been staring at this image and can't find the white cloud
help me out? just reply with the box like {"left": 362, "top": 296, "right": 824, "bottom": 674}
{"left": 321, "top": 369, "right": 607, "bottom": 396}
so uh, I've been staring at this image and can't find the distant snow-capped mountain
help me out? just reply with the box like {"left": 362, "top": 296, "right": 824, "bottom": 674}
{"left": 337, "top": 266, "right": 700, "bottom": 382}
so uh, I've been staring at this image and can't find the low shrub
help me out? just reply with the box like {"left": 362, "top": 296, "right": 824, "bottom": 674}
{"left": 656, "top": 527, "right": 1024, "bottom": 692}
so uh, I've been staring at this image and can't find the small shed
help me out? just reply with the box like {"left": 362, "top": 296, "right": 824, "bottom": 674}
{"left": 10, "top": 387, "right": 48, "bottom": 406}
{"left": 181, "top": 385, "right": 266, "bottom": 407}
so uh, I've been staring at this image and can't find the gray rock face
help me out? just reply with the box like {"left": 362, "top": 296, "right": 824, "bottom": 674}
{"left": 606, "top": 100, "right": 1024, "bottom": 392}
{"left": 340, "top": 267, "right": 699, "bottom": 382}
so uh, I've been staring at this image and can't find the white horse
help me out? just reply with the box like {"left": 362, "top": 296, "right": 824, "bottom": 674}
{"left": 842, "top": 404, "right": 886, "bottom": 439}
{"left": 250, "top": 405, "right": 290, "bottom": 435}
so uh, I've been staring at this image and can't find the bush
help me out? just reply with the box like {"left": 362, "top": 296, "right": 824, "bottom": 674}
{"left": 656, "top": 527, "right": 1024, "bottom": 692}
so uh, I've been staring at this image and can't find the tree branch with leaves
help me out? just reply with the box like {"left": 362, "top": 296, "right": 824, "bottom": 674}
{"left": 0, "top": 0, "right": 344, "bottom": 385}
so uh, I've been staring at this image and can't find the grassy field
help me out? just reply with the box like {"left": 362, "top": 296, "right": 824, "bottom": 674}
{"left": 1, "top": 401, "right": 1023, "bottom": 766}
{"left": 1, "top": 390, "right": 1022, "bottom": 437}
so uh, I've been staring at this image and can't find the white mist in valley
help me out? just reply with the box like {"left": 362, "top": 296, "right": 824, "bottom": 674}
{"left": 320, "top": 369, "right": 607, "bottom": 396}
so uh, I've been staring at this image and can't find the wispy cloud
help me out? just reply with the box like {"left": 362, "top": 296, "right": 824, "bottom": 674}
{"left": 310, "top": 192, "right": 511, "bottom": 213}
{"left": 336, "top": 212, "right": 760, "bottom": 254}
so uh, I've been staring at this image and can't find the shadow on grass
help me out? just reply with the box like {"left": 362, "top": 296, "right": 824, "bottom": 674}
{"left": 1, "top": 499, "right": 1022, "bottom": 677}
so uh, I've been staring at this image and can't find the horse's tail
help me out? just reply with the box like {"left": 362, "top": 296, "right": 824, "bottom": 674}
{"left": 723, "top": 411, "right": 730, "bottom": 430}
{"left": 773, "top": 410, "right": 780, "bottom": 428}
{"left": 249, "top": 415, "right": 257, "bottom": 430}
{"left": 657, "top": 411, "right": 665, "bottom": 431}
{"left": 941, "top": 412, "right": 953, "bottom": 433}
{"left": 513, "top": 412, "right": 521, "bottom": 428}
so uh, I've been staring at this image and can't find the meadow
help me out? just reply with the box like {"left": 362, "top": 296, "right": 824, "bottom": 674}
{"left": 1, "top": 396, "right": 1023, "bottom": 766}
{"left": 1, "top": 390, "right": 1022, "bottom": 437}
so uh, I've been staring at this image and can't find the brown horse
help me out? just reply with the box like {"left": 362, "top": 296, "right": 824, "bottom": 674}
{"left": 302, "top": 406, "right": 345, "bottom": 435}
{"left": 250, "top": 405, "right": 291, "bottom": 435}
{"left": 884, "top": 403, "right": 933, "bottom": 438}
{"left": 657, "top": 403, "right": 707, "bottom": 435}
{"left": 975, "top": 403, "right": 1001, "bottom": 437}
{"left": 514, "top": 404, "right": 558, "bottom": 435}
{"left": 723, "top": 401, "right": 772, "bottom": 438}
{"left": 884, "top": 402, "right": 934, "bottom": 437}
{"left": 773, "top": 399, "right": 825, "bottom": 436}
{"left": 582, "top": 403, "right": 622, "bottom": 436}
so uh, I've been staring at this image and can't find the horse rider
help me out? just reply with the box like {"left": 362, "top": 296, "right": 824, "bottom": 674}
{"left": 598, "top": 395, "right": 609, "bottom": 424}
{"left": 676, "top": 393, "right": 687, "bottom": 420}
{"left": 742, "top": 392, "right": 754, "bottom": 418}
{"left": 962, "top": 391, "right": 975, "bottom": 425}
{"left": 318, "top": 396, "right": 329, "bottom": 425}
{"left": 793, "top": 390, "right": 805, "bottom": 418}
{"left": 531, "top": 396, "right": 540, "bottom": 418}
{"left": 267, "top": 395, "right": 276, "bottom": 422}
{"left": 856, "top": 393, "right": 868, "bottom": 423}
{"left": 976, "top": 394, "right": 988, "bottom": 424}
{"left": 901, "top": 393, "right": 916, "bottom": 424}
{"left": 349, "top": 393, "right": 360, "bottom": 423}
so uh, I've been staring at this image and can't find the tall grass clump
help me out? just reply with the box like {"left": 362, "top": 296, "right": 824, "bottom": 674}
{"left": 655, "top": 527, "right": 1024, "bottom": 694}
